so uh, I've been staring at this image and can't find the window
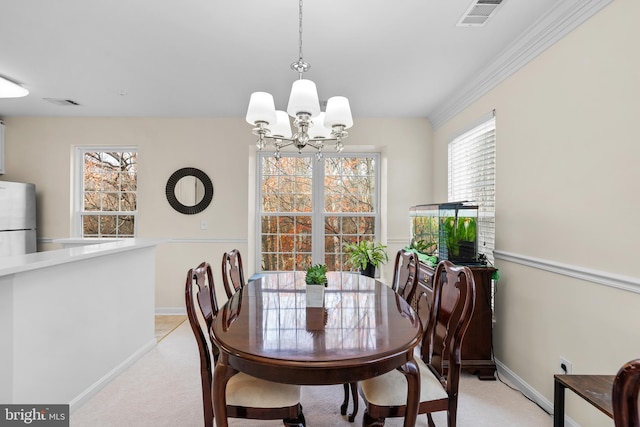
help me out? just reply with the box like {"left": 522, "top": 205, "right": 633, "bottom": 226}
{"left": 74, "top": 148, "right": 138, "bottom": 238}
{"left": 258, "top": 152, "right": 380, "bottom": 272}
{"left": 448, "top": 114, "right": 496, "bottom": 264}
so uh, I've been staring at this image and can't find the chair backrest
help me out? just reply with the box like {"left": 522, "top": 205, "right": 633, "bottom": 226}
{"left": 391, "top": 249, "right": 419, "bottom": 303}
{"left": 613, "top": 359, "right": 640, "bottom": 427}
{"left": 185, "top": 262, "right": 219, "bottom": 427}
{"left": 222, "top": 249, "right": 246, "bottom": 299}
{"left": 419, "top": 260, "right": 476, "bottom": 395}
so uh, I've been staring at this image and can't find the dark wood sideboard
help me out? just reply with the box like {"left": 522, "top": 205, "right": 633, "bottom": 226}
{"left": 416, "top": 261, "right": 497, "bottom": 380}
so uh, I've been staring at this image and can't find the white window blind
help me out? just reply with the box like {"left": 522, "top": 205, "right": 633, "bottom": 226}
{"left": 448, "top": 115, "right": 496, "bottom": 264}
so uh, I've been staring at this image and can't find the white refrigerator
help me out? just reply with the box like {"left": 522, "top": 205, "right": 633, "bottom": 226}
{"left": 0, "top": 181, "right": 37, "bottom": 256}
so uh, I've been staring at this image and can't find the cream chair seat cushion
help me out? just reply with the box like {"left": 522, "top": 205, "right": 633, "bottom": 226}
{"left": 360, "top": 357, "right": 448, "bottom": 407}
{"left": 226, "top": 372, "right": 301, "bottom": 408}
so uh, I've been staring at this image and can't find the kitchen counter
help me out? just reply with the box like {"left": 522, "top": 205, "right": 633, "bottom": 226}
{"left": 0, "top": 238, "right": 162, "bottom": 276}
{"left": 0, "top": 238, "right": 163, "bottom": 408}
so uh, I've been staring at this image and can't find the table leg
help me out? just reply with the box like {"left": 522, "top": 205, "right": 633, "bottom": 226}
{"left": 554, "top": 377, "right": 565, "bottom": 427}
{"left": 400, "top": 358, "right": 421, "bottom": 427}
{"left": 212, "top": 355, "right": 237, "bottom": 427}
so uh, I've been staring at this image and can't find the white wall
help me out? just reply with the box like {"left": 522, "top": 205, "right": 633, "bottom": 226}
{"left": 2, "top": 116, "right": 431, "bottom": 310}
{"left": 433, "top": 0, "right": 640, "bottom": 426}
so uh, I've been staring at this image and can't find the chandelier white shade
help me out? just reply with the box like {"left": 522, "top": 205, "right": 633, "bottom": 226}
{"left": 324, "top": 96, "right": 353, "bottom": 128}
{"left": 271, "top": 110, "right": 293, "bottom": 139}
{"left": 286, "top": 79, "right": 320, "bottom": 117}
{"left": 245, "top": 0, "right": 352, "bottom": 160}
{"left": 309, "top": 113, "right": 332, "bottom": 139}
{"left": 246, "top": 92, "right": 276, "bottom": 126}
{"left": 0, "top": 76, "right": 29, "bottom": 98}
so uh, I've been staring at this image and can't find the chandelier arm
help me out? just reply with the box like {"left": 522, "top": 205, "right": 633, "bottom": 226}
{"left": 267, "top": 137, "right": 296, "bottom": 149}
{"left": 305, "top": 140, "right": 326, "bottom": 149}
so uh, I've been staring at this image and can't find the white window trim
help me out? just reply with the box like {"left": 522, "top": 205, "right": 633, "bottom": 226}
{"left": 73, "top": 146, "right": 138, "bottom": 238}
{"left": 255, "top": 151, "right": 381, "bottom": 272}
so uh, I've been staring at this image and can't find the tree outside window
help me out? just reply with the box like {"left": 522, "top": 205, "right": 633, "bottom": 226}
{"left": 78, "top": 150, "right": 137, "bottom": 238}
{"left": 259, "top": 153, "right": 379, "bottom": 272}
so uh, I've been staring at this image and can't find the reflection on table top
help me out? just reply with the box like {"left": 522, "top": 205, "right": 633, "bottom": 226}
{"left": 214, "top": 271, "right": 421, "bottom": 365}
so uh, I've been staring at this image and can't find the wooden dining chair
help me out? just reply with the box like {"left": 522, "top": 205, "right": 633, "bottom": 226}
{"left": 221, "top": 249, "right": 246, "bottom": 299}
{"left": 341, "top": 249, "right": 421, "bottom": 422}
{"left": 358, "top": 260, "right": 476, "bottom": 427}
{"left": 612, "top": 358, "right": 640, "bottom": 427}
{"left": 391, "top": 249, "right": 420, "bottom": 303}
{"left": 185, "top": 261, "right": 305, "bottom": 427}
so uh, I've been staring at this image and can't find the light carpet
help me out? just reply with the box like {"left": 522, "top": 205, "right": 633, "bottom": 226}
{"left": 71, "top": 321, "right": 552, "bottom": 426}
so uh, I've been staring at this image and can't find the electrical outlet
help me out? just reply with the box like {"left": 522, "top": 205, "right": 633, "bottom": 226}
{"left": 559, "top": 356, "right": 572, "bottom": 374}
{"left": 200, "top": 220, "right": 208, "bottom": 230}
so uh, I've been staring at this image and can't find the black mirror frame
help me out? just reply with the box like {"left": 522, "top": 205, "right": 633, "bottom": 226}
{"left": 165, "top": 167, "right": 214, "bottom": 215}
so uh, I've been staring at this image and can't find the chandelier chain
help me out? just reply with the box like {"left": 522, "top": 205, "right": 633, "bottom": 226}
{"left": 298, "top": 0, "right": 303, "bottom": 64}
{"left": 291, "top": 0, "right": 309, "bottom": 77}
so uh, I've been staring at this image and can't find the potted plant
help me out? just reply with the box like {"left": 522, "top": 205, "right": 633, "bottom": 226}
{"left": 305, "top": 264, "right": 328, "bottom": 307}
{"left": 343, "top": 240, "right": 389, "bottom": 278}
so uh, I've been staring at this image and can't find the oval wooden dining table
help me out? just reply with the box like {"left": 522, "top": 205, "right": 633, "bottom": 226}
{"left": 211, "top": 271, "right": 423, "bottom": 427}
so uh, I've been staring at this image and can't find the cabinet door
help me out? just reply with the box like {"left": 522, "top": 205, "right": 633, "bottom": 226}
{"left": 414, "top": 263, "right": 435, "bottom": 323}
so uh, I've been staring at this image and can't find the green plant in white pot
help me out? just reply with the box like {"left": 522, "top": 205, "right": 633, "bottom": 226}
{"left": 305, "top": 264, "right": 328, "bottom": 307}
{"left": 343, "top": 240, "right": 388, "bottom": 278}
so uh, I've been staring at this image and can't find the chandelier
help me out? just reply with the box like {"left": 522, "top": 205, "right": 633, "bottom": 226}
{"left": 245, "top": 0, "right": 353, "bottom": 160}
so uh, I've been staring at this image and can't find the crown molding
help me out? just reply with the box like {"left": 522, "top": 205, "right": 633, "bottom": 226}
{"left": 429, "top": 0, "right": 614, "bottom": 129}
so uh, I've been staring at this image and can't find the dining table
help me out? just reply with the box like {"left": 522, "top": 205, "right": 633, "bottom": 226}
{"left": 211, "top": 271, "right": 423, "bottom": 427}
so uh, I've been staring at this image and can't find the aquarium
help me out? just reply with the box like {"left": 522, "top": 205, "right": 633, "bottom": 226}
{"left": 409, "top": 202, "right": 479, "bottom": 264}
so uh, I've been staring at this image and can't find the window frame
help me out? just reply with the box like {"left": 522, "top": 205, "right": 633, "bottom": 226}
{"left": 73, "top": 146, "right": 138, "bottom": 238}
{"left": 255, "top": 151, "right": 381, "bottom": 273}
{"left": 447, "top": 113, "right": 496, "bottom": 265}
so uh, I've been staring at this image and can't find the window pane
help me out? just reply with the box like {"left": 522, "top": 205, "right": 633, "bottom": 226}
{"left": 259, "top": 153, "right": 378, "bottom": 273}
{"left": 324, "top": 157, "right": 376, "bottom": 214}
{"left": 103, "top": 193, "right": 119, "bottom": 211}
{"left": 100, "top": 215, "right": 116, "bottom": 234}
{"left": 342, "top": 217, "right": 358, "bottom": 235}
{"left": 325, "top": 216, "right": 340, "bottom": 235}
{"left": 118, "top": 215, "right": 135, "bottom": 236}
{"left": 262, "top": 252, "right": 278, "bottom": 271}
{"left": 121, "top": 192, "right": 137, "bottom": 211}
{"left": 82, "top": 215, "right": 99, "bottom": 236}
{"left": 296, "top": 234, "right": 312, "bottom": 252}
{"left": 79, "top": 150, "right": 137, "bottom": 238}
{"left": 261, "top": 215, "right": 313, "bottom": 272}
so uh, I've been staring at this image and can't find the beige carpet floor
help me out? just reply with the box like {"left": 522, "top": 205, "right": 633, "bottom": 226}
{"left": 71, "top": 321, "right": 552, "bottom": 426}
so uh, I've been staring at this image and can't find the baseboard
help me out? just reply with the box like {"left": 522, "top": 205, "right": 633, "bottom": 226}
{"left": 495, "top": 359, "right": 580, "bottom": 427}
{"left": 69, "top": 338, "right": 156, "bottom": 412}
{"left": 155, "top": 307, "right": 187, "bottom": 315}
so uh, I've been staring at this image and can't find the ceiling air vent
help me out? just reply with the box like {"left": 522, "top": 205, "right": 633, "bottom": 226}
{"left": 457, "top": 0, "right": 505, "bottom": 27}
{"left": 43, "top": 98, "right": 80, "bottom": 106}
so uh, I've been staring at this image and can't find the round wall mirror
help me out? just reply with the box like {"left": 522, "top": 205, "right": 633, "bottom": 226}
{"left": 165, "top": 167, "right": 214, "bottom": 214}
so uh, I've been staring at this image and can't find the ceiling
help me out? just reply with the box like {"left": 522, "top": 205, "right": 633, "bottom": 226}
{"left": 0, "top": 0, "right": 588, "bottom": 123}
